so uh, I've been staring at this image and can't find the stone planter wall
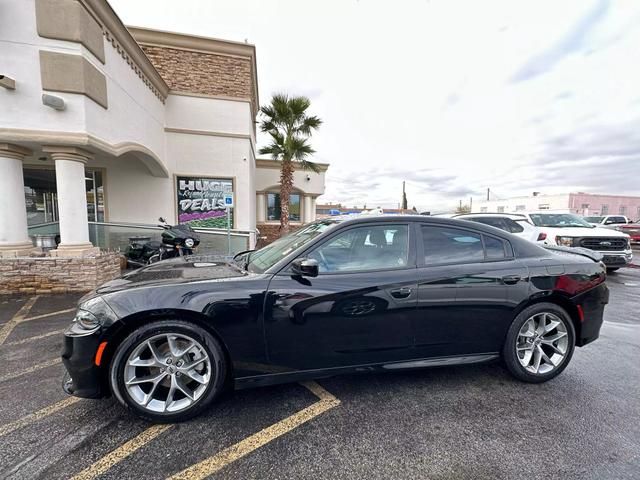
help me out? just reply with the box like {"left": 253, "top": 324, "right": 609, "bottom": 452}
{"left": 0, "top": 252, "right": 122, "bottom": 295}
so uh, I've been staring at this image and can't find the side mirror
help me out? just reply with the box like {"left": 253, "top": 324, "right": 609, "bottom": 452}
{"left": 158, "top": 217, "right": 166, "bottom": 223}
{"left": 291, "top": 258, "right": 319, "bottom": 278}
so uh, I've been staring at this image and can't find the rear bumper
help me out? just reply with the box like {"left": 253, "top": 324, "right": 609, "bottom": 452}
{"left": 574, "top": 282, "right": 609, "bottom": 347}
{"left": 61, "top": 328, "right": 107, "bottom": 398}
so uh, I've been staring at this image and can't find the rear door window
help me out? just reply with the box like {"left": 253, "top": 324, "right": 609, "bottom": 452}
{"left": 421, "top": 225, "right": 512, "bottom": 265}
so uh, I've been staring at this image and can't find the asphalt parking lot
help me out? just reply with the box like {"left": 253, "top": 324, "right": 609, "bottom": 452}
{"left": 1, "top": 266, "right": 639, "bottom": 479}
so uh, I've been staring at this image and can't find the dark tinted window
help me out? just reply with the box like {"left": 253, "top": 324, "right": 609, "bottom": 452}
{"left": 422, "top": 226, "right": 484, "bottom": 264}
{"left": 504, "top": 218, "right": 524, "bottom": 233}
{"left": 470, "top": 217, "right": 506, "bottom": 231}
{"left": 309, "top": 224, "right": 409, "bottom": 273}
{"left": 484, "top": 236, "right": 507, "bottom": 259}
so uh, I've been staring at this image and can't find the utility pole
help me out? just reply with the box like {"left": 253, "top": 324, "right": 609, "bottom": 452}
{"left": 486, "top": 188, "right": 490, "bottom": 201}
{"left": 470, "top": 196, "right": 473, "bottom": 212}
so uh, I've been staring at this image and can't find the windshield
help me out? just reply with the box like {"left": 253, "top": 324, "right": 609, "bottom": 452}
{"left": 246, "top": 220, "right": 339, "bottom": 273}
{"left": 529, "top": 213, "right": 594, "bottom": 228}
{"left": 583, "top": 216, "right": 603, "bottom": 223}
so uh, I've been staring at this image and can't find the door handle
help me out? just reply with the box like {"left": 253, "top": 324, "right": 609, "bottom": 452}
{"left": 501, "top": 275, "right": 521, "bottom": 285}
{"left": 390, "top": 286, "right": 412, "bottom": 299}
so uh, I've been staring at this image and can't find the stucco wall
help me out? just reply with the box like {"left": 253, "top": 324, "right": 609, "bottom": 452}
{"left": 569, "top": 193, "right": 640, "bottom": 218}
{"left": 255, "top": 162, "right": 327, "bottom": 196}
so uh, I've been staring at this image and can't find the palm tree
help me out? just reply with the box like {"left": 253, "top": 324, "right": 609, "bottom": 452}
{"left": 259, "top": 93, "right": 322, "bottom": 234}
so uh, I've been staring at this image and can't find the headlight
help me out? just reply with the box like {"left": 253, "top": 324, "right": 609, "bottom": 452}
{"left": 184, "top": 238, "right": 195, "bottom": 248}
{"left": 74, "top": 309, "right": 100, "bottom": 330}
{"left": 555, "top": 236, "right": 575, "bottom": 247}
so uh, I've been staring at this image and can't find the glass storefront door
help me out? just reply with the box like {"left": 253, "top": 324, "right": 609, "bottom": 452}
{"left": 23, "top": 167, "right": 105, "bottom": 226}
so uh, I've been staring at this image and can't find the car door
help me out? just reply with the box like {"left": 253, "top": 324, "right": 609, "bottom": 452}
{"left": 263, "top": 222, "right": 418, "bottom": 371}
{"left": 413, "top": 224, "right": 529, "bottom": 358}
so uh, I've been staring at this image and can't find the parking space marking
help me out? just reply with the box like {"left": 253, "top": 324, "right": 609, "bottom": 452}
{"left": 23, "top": 307, "right": 75, "bottom": 322}
{"left": 69, "top": 424, "right": 173, "bottom": 480}
{"left": 4, "top": 328, "right": 66, "bottom": 347}
{"left": 168, "top": 382, "right": 340, "bottom": 480}
{"left": 0, "top": 296, "right": 38, "bottom": 346}
{"left": 0, "top": 397, "right": 80, "bottom": 438}
{"left": 0, "top": 357, "right": 61, "bottom": 383}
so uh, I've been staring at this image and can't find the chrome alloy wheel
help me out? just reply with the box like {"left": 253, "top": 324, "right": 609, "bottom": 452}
{"left": 124, "top": 333, "right": 212, "bottom": 413}
{"left": 516, "top": 312, "right": 569, "bottom": 375}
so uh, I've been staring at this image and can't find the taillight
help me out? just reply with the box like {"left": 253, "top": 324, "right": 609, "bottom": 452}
{"left": 537, "top": 232, "right": 547, "bottom": 241}
{"left": 554, "top": 272, "right": 605, "bottom": 296}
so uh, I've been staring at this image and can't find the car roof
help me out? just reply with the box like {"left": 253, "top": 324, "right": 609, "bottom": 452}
{"left": 453, "top": 212, "right": 527, "bottom": 220}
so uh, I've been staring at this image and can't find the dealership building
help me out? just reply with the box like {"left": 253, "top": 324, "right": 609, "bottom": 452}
{"left": 0, "top": 0, "right": 327, "bottom": 292}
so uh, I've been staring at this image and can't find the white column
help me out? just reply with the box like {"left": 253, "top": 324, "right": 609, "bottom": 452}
{"left": 310, "top": 196, "right": 317, "bottom": 222}
{"left": 43, "top": 146, "right": 98, "bottom": 257}
{"left": 256, "top": 193, "right": 266, "bottom": 223}
{"left": 302, "top": 195, "right": 312, "bottom": 223}
{"left": 0, "top": 144, "right": 39, "bottom": 257}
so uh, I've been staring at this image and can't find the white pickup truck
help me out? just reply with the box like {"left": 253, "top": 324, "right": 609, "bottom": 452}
{"left": 584, "top": 215, "right": 632, "bottom": 229}
{"left": 525, "top": 212, "right": 632, "bottom": 272}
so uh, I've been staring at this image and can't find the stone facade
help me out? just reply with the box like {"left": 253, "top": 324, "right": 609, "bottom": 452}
{"left": 0, "top": 252, "right": 122, "bottom": 295}
{"left": 140, "top": 45, "right": 254, "bottom": 104}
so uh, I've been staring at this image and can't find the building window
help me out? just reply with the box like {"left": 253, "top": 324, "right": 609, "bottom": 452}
{"left": 581, "top": 203, "right": 589, "bottom": 209}
{"left": 601, "top": 204, "right": 609, "bottom": 215}
{"left": 480, "top": 207, "right": 488, "bottom": 213}
{"left": 267, "top": 193, "right": 301, "bottom": 221}
{"left": 538, "top": 204, "right": 550, "bottom": 210}
{"left": 497, "top": 206, "right": 505, "bottom": 213}
{"left": 619, "top": 205, "right": 627, "bottom": 215}
{"left": 515, "top": 205, "right": 525, "bottom": 211}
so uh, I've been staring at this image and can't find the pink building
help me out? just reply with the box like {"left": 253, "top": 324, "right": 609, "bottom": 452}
{"left": 569, "top": 193, "right": 640, "bottom": 219}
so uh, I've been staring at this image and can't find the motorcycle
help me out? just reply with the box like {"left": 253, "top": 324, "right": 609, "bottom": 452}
{"left": 125, "top": 217, "right": 200, "bottom": 268}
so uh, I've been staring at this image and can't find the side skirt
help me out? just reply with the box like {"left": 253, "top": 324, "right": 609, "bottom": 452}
{"left": 234, "top": 352, "right": 500, "bottom": 390}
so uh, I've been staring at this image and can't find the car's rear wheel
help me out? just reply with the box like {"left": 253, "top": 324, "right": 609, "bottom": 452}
{"left": 109, "top": 320, "right": 227, "bottom": 422}
{"left": 502, "top": 303, "right": 575, "bottom": 383}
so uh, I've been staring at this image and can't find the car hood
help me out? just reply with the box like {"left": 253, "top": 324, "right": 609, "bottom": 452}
{"left": 539, "top": 226, "right": 629, "bottom": 237}
{"left": 96, "top": 256, "right": 247, "bottom": 294}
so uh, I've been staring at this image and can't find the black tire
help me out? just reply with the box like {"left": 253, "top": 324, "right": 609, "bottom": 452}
{"left": 109, "top": 320, "right": 227, "bottom": 423}
{"left": 606, "top": 268, "right": 619, "bottom": 273}
{"left": 502, "top": 303, "right": 575, "bottom": 383}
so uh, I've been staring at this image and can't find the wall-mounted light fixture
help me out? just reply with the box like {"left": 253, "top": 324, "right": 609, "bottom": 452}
{"left": 305, "top": 174, "right": 311, "bottom": 181}
{"left": 0, "top": 75, "right": 16, "bottom": 90}
{"left": 42, "top": 93, "right": 65, "bottom": 111}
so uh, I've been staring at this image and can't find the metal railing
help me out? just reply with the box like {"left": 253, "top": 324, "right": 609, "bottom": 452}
{"left": 28, "top": 221, "right": 251, "bottom": 255}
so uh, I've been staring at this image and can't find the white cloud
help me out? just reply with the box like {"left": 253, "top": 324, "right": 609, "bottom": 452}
{"left": 110, "top": 0, "right": 640, "bottom": 212}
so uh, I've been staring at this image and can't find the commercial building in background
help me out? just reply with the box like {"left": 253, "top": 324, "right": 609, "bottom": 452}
{"left": 0, "top": 0, "right": 327, "bottom": 292}
{"left": 475, "top": 192, "right": 640, "bottom": 219}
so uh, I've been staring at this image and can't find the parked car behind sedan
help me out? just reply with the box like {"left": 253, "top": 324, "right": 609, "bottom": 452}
{"left": 616, "top": 221, "right": 640, "bottom": 244}
{"left": 62, "top": 215, "right": 609, "bottom": 422}
{"left": 452, "top": 212, "right": 544, "bottom": 243}
{"left": 584, "top": 215, "right": 632, "bottom": 229}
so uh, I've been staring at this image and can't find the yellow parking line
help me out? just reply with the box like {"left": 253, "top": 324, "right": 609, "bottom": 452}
{"left": 4, "top": 328, "right": 66, "bottom": 347}
{"left": 168, "top": 382, "right": 340, "bottom": 480}
{"left": 69, "top": 424, "right": 173, "bottom": 480}
{"left": 0, "top": 296, "right": 38, "bottom": 346}
{"left": 0, "top": 397, "right": 81, "bottom": 438}
{"left": 0, "top": 357, "right": 62, "bottom": 383}
{"left": 23, "top": 307, "right": 75, "bottom": 322}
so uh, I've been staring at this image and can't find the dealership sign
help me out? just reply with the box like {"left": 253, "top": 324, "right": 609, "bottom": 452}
{"left": 176, "top": 176, "right": 233, "bottom": 228}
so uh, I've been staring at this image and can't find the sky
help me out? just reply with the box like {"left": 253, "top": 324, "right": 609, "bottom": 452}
{"left": 110, "top": 0, "right": 640, "bottom": 212}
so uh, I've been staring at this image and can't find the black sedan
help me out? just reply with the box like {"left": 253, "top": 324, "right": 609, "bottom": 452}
{"left": 62, "top": 215, "right": 609, "bottom": 422}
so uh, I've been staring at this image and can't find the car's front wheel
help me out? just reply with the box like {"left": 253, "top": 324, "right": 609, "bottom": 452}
{"left": 109, "top": 320, "right": 227, "bottom": 422}
{"left": 502, "top": 303, "right": 575, "bottom": 383}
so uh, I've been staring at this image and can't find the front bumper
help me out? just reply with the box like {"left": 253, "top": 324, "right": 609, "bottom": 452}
{"left": 61, "top": 326, "right": 107, "bottom": 398}
{"left": 598, "top": 249, "right": 633, "bottom": 267}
